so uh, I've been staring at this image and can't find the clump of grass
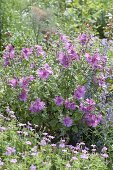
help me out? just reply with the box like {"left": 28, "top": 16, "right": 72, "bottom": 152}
{"left": 31, "top": 6, "right": 57, "bottom": 43}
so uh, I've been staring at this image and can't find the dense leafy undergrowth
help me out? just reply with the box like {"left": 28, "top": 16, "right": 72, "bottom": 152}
{"left": 0, "top": 114, "right": 108, "bottom": 170}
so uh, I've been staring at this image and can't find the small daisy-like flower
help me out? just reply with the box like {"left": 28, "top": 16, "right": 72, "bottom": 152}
{"left": 30, "top": 164, "right": 36, "bottom": 170}
{"left": 10, "top": 159, "right": 17, "bottom": 163}
{"left": 66, "top": 163, "right": 71, "bottom": 168}
{"left": 5, "top": 147, "right": 16, "bottom": 155}
{"left": 25, "top": 141, "right": 32, "bottom": 145}
{"left": 71, "top": 156, "right": 78, "bottom": 160}
{"left": 0, "top": 158, "right": 4, "bottom": 166}
{"left": 40, "top": 139, "right": 47, "bottom": 146}
{"left": 101, "top": 146, "right": 107, "bottom": 152}
{"left": 80, "top": 154, "right": 88, "bottom": 159}
{"left": 101, "top": 153, "right": 109, "bottom": 158}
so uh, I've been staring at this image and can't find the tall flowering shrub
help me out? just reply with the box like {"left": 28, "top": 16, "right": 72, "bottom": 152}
{"left": 0, "top": 34, "right": 112, "bottom": 141}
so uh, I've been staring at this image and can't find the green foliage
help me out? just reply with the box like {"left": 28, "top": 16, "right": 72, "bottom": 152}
{"left": 1, "top": 0, "right": 35, "bottom": 48}
{"left": 0, "top": 116, "right": 108, "bottom": 170}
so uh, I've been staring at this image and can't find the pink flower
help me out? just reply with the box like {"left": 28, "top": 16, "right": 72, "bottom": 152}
{"left": 35, "top": 45, "right": 46, "bottom": 57}
{"left": 2, "top": 44, "right": 15, "bottom": 66}
{"left": 3, "top": 58, "right": 10, "bottom": 66}
{"left": 60, "top": 34, "right": 70, "bottom": 43}
{"left": 8, "top": 78, "right": 18, "bottom": 88}
{"left": 85, "top": 53, "right": 106, "bottom": 70}
{"left": 29, "top": 98, "right": 45, "bottom": 113}
{"left": 37, "top": 64, "right": 53, "bottom": 80}
{"left": 80, "top": 154, "right": 88, "bottom": 159}
{"left": 51, "top": 144, "right": 56, "bottom": 147}
{"left": 94, "top": 75, "right": 106, "bottom": 88}
{"left": 54, "top": 96, "right": 64, "bottom": 106}
{"left": 19, "top": 89, "right": 28, "bottom": 102}
{"left": 4, "top": 44, "right": 15, "bottom": 59}
{"left": 19, "top": 76, "right": 34, "bottom": 89}
{"left": 0, "top": 158, "right": 4, "bottom": 166}
{"left": 44, "top": 64, "right": 53, "bottom": 74}
{"left": 64, "top": 100, "right": 76, "bottom": 110}
{"left": 57, "top": 52, "right": 72, "bottom": 68}
{"left": 71, "top": 156, "right": 78, "bottom": 160}
{"left": 68, "top": 49, "right": 80, "bottom": 60}
{"left": 66, "top": 163, "right": 71, "bottom": 168}
{"left": 101, "top": 153, "right": 109, "bottom": 158}
{"left": 40, "top": 139, "right": 47, "bottom": 146}
{"left": 25, "top": 141, "right": 32, "bottom": 145}
{"left": 59, "top": 142, "right": 65, "bottom": 148}
{"left": 30, "top": 164, "right": 36, "bottom": 170}
{"left": 63, "top": 116, "right": 73, "bottom": 127}
{"left": 10, "top": 159, "right": 17, "bottom": 163}
{"left": 21, "top": 47, "right": 32, "bottom": 60}
{"left": 74, "top": 86, "right": 86, "bottom": 100}
{"left": 5, "top": 147, "right": 16, "bottom": 155}
{"left": 80, "top": 99, "right": 96, "bottom": 113}
{"left": 79, "top": 33, "right": 89, "bottom": 45}
{"left": 83, "top": 113, "right": 102, "bottom": 127}
{"left": 101, "top": 147, "right": 107, "bottom": 152}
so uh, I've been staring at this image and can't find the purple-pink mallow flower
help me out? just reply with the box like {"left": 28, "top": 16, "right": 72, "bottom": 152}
{"left": 3, "top": 44, "right": 15, "bottom": 59}
{"left": 5, "top": 147, "right": 16, "bottom": 155}
{"left": 63, "top": 116, "right": 73, "bottom": 127}
{"left": 65, "top": 42, "right": 80, "bottom": 60}
{"left": 83, "top": 113, "right": 102, "bottom": 127}
{"left": 30, "top": 62, "right": 36, "bottom": 69}
{"left": 21, "top": 47, "right": 32, "bottom": 60}
{"left": 85, "top": 53, "right": 107, "bottom": 70}
{"left": 68, "top": 48, "right": 80, "bottom": 60}
{"left": 85, "top": 53, "right": 99, "bottom": 69}
{"left": 57, "top": 52, "right": 72, "bottom": 68}
{"left": 37, "top": 63, "right": 53, "bottom": 80}
{"left": 30, "top": 164, "right": 37, "bottom": 170}
{"left": 29, "top": 98, "right": 45, "bottom": 113}
{"left": 8, "top": 78, "right": 18, "bottom": 88}
{"left": 2, "top": 44, "right": 15, "bottom": 66}
{"left": 19, "top": 89, "right": 28, "bottom": 101}
{"left": 79, "top": 33, "right": 89, "bottom": 45}
{"left": 3, "top": 58, "right": 10, "bottom": 66}
{"left": 54, "top": 96, "right": 64, "bottom": 106}
{"left": 74, "top": 86, "right": 86, "bottom": 100}
{"left": 60, "top": 34, "right": 70, "bottom": 43}
{"left": 19, "top": 76, "right": 34, "bottom": 89}
{"left": 94, "top": 75, "right": 106, "bottom": 88}
{"left": 80, "top": 99, "right": 96, "bottom": 113}
{"left": 35, "top": 45, "right": 46, "bottom": 57}
{"left": 65, "top": 99, "right": 76, "bottom": 110}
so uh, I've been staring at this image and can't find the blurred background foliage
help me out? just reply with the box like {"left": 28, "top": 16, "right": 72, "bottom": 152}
{"left": 1, "top": 0, "right": 113, "bottom": 47}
